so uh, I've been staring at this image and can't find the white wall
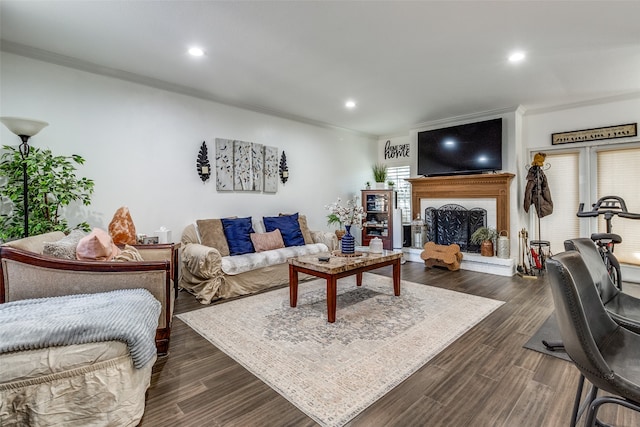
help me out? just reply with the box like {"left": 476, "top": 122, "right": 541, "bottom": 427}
{"left": 379, "top": 100, "right": 640, "bottom": 267}
{"left": 379, "top": 111, "right": 521, "bottom": 261}
{"left": 522, "top": 95, "right": 640, "bottom": 281}
{"left": 0, "top": 52, "right": 378, "bottom": 240}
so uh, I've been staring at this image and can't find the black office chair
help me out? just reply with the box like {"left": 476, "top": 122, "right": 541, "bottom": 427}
{"left": 547, "top": 251, "right": 640, "bottom": 427}
{"left": 564, "top": 238, "right": 640, "bottom": 334}
{"left": 542, "top": 237, "right": 640, "bottom": 352}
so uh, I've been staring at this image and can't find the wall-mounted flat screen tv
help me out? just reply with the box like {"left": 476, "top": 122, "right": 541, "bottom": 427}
{"left": 417, "top": 118, "right": 503, "bottom": 176}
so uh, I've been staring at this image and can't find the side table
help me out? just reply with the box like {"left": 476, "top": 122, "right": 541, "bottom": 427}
{"left": 132, "top": 242, "right": 181, "bottom": 298}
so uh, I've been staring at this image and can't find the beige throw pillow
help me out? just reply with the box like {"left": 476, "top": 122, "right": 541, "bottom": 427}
{"left": 250, "top": 229, "right": 285, "bottom": 252}
{"left": 196, "top": 219, "right": 230, "bottom": 257}
{"left": 113, "top": 244, "right": 144, "bottom": 262}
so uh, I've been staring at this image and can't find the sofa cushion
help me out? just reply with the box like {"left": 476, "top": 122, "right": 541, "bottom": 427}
{"left": 221, "top": 217, "right": 255, "bottom": 255}
{"left": 196, "top": 219, "right": 230, "bottom": 257}
{"left": 280, "top": 213, "right": 313, "bottom": 244}
{"left": 42, "top": 229, "right": 87, "bottom": 260}
{"left": 76, "top": 228, "right": 121, "bottom": 261}
{"left": 250, "top": 229, "right": 285, "bottom": 252}
{"left": 264, "top": 213, "right": 305, "bottom": 247}
{"left": 221, "top": 243, "right": 329, "bottom": 275}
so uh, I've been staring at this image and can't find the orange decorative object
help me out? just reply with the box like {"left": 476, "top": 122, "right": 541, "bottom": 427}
{"left": 420, "top": 242, "right": 463, "bottom": 271}
{"left": 109, "top": 206, "right": 137, "bottom": 245}
{"left": 480, "top": 241, "right": 494, "bottom": 257}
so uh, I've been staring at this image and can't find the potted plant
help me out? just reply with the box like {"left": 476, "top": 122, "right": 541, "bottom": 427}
{"left": 0, "top": 145, "right": 94, "bottom": 241}
{"left": 365, "top": 181, "right": 371, "bottom": 190}
{"left": 470, "top": 226, "right": 498, "bottom": 257}
{"left": 325, "top": 197, "right": 364, "bottom": 248}
{"left": 387, "top": 180, "right": 395, "bottom": 189}
{"left": 372, "top": 163, "right": 387, "bottom": 189}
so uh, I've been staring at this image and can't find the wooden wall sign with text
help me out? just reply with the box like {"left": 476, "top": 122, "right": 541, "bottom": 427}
{"left": 552, "top": 123, "right": 637, "bottom": 145}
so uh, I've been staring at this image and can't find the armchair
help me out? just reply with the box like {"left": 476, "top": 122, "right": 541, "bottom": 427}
{"left": 0, "top": 231, "right": 175, "bottom": 355}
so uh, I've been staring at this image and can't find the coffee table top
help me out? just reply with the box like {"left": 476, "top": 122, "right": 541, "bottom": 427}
{"left": 289, "top": 250, "right": 402, "bottom": 274}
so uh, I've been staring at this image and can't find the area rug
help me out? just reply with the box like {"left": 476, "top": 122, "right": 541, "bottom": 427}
{"left": 523, "top": 312, "right": 571, "bottom": 362}
{"left": 177, "top": 273, "right": 504, "bottom": 427}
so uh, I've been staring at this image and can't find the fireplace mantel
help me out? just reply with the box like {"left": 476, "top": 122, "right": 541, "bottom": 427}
{"left": 407, "top": 173, "right": 515, "bottom": 234}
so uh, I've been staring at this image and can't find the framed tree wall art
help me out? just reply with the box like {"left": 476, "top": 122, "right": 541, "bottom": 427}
{"left": 264, "top": 146, "right": 278, "bottom": 193}
{"left": 233, "top": 140, "right": 252, "bottom": 191}
{"left": 214, "top": 138, "right": 280, "bottom": 193}
{"left": 251, "top": 143, "right": 264, "bottom": 192}
{"left": 215, "top": 138, "right": 234, "bottom": 191}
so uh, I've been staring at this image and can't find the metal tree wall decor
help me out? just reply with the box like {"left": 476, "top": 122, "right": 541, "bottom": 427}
{"left": 196, "top": 141, "right": 211, "bottom": 182}
{"left": 279, "top": 151, "right": 289, "bottom": 184}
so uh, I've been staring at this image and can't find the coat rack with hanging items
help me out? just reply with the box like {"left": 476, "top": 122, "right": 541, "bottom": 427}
{"left": 522, "top": 152, "right": 553, "bottom": 275}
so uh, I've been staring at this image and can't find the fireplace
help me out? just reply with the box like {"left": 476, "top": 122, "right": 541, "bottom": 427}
{"left": 425, "top": 204, "right": 487, "bottom": 253}
{"left": 407, "top": 173, "right": 515, "bottom": 237}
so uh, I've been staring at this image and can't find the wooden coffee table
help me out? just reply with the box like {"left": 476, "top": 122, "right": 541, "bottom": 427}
{"left": 288, "top": 250, "right": 402, "bottom": 323}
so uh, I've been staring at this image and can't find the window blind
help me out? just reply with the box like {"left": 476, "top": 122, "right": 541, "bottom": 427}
{"left": 597, "top": 148, "right": 640, "bottom": 265}
{"left": 387, "top": 165, "right": 411, "bottom": 223}
{"left": 537, "top": 152, "right": 580, "bottom": 256}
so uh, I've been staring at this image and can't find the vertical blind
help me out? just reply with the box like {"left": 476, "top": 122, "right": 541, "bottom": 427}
{"left": 537, "top": 152, "right": 580, "bottom": 256}
{"left": 597, "top": 148, "right": 640, "bottom": 265}
{"left": 387, "top": 165, "right": 411, "bottom": 223}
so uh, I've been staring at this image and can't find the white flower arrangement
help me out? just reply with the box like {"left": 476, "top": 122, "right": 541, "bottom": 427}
{"left": 325, "top": 196, "right": 364, "bottom": 227}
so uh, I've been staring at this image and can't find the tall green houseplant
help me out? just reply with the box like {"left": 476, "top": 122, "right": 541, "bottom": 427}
{"left": 0, "top": 145, "right": 95, "bottom": 241}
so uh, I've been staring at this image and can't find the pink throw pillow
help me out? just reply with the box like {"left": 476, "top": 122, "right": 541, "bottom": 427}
{"left": 250, "top": 229, "right": 285, "bottom": 253}
{"left": 76, "top": 228, "right": 121, "bottom": 261}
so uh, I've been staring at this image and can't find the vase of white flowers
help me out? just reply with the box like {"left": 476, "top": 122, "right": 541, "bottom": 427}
{"left": 325, "top": 196, "right": 364, "bottom": 254}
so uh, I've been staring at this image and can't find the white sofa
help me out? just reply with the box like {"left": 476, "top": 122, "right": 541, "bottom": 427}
{"left": 179, "top": 214, "right": 337, "bottom": 304}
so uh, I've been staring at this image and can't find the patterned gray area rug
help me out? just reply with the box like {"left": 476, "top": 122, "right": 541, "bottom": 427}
{"left": 177, "top": 273, "right": 504, "bottom": 427}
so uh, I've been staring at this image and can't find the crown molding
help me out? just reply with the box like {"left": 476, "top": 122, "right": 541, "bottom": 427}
{"left": 411, "top": 106, "right": 519, "bottom": 131}
{"left": 0, "top": 40, "right": 376, "bottom": 139}
{"left": 522, "top": 91, "right": 640, "bottom": 116}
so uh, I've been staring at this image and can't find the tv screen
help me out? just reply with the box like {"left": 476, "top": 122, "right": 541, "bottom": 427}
{"left": 417, "top": 118, "right": 503, "bottom": 176}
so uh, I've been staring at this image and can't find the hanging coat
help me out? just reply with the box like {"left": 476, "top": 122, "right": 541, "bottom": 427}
{"left": 524, "top": 166, "right": 553, "bottom": 218}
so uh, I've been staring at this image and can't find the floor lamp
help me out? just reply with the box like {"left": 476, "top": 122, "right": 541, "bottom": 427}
{"left": 0, "top": 116, "right": 49, "bottom": 237}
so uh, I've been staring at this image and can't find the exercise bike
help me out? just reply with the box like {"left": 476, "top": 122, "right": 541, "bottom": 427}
{"left": 576, "top": 195, "right": 640, "bottom": 291}
{"left": 542, "top": 195, "right": 640, "bottom": 352}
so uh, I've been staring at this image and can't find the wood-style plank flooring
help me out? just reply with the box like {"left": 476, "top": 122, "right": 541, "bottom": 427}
{"left": 139, "top": 262, "right": 640, "bottom": 426}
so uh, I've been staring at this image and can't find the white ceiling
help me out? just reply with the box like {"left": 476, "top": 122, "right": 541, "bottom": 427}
{"left": 1, "top": 1, "right": 640, "bottom": 137}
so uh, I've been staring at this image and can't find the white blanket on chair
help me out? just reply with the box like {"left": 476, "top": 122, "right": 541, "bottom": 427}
{"left": 0, "top": 289, "right": 160, "bottom": 368}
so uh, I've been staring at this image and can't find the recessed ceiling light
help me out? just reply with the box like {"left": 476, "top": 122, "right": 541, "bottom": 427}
{"left": 508, "top": 51, "right": 525, "bottom": 62}
{"left": 345, "top": 100, "right": 356, "bottom": 109}
{"left": 188, "top": 47, "right": 205, "bottom": 57}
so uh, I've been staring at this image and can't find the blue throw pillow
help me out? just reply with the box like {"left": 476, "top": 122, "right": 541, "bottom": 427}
{"left": 263, "top": 213, "right": 305, "bottom": 247}
{"left": 221, "top": 217, "right": 255, "bottom": 255}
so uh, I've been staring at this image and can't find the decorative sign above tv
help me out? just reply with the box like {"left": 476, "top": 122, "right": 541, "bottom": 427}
{"left": 417, "top": 118, "right": 503, "bottom": 177}
{"left": 551, "top": 123, "right": 637, "bottom": 145}
{"left": 383, "top": 140, "right": 410, "bottom": 159}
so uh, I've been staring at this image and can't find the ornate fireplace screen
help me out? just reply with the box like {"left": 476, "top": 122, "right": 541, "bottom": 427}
{"left": 424, "top": 204, "right": 487, "bottom": 253}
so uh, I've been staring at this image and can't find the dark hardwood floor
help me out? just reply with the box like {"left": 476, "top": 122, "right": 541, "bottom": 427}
{"left": 139, "top": 262, "right": 640, "bottom": 426}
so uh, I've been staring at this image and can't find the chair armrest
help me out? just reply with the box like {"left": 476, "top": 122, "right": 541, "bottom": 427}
{"left": 180, "top": 243, "right": 222, "bottom": 279}
{"left": 311, "top": 231, "right": 338, "bottom": 251}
